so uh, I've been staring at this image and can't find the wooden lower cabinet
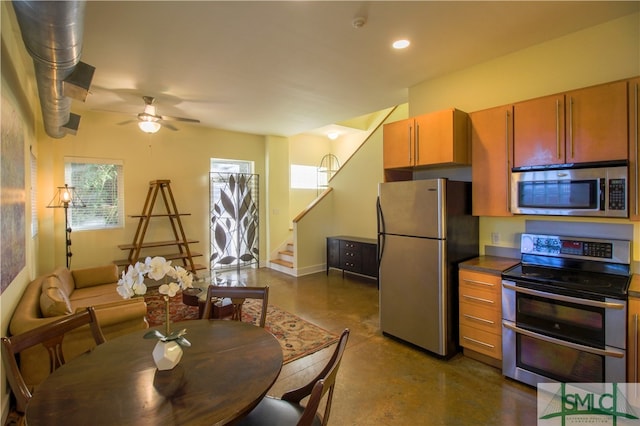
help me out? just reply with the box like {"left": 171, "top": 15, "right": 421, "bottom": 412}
{"left": 628, "top": 296, "right": 640, "bottom": 383}
{"left": 459, "top": 269, "right": 502, "bottom": 364}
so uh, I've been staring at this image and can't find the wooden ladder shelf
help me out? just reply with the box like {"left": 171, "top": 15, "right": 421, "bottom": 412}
{"left": 115, "top": 180, "right": 204, "bottom": 275}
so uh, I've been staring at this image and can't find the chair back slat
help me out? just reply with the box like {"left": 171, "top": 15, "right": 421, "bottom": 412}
{"left": 283, "top": 328, "right": 350, "bottom": 426}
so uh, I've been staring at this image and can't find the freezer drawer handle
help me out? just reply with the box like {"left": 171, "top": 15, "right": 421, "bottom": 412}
{"left": 462, "top": 336, "right": 495, "bottom": 349}
{"left": 462, "top": 294, "right": 494, "bottom": 305}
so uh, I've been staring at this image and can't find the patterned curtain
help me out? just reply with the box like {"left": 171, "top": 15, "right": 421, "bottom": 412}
{"left": 209, "top": 172, "right": 259, "bottom": 273}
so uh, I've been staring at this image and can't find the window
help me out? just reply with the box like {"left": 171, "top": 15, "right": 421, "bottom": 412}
{"left": 64, "top": 157, "right": 124, "bottom": 230}
{"left": 290, "top": 164, "right": 320, "bottom": 189}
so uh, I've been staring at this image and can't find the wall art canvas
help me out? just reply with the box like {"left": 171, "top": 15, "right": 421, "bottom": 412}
{"left": 1, "top": 94, "right": 26, "bottom": 293}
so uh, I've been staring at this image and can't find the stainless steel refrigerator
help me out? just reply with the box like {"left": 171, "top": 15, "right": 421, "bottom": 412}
{"left": 377, "top": 178, "right": 478, "bottom": 357}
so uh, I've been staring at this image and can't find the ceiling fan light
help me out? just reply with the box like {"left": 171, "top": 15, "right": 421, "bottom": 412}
{"left": 138, "top": 120, "right": 161, "bottom": 133}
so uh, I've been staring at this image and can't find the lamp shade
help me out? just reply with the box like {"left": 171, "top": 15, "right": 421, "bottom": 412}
{"left": 47, "top": 184, "right": 86, "bottom": 208}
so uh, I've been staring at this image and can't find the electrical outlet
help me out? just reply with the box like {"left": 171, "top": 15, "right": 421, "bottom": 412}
{"left": 491, "top": 232, "right": 500, "bottom": 244}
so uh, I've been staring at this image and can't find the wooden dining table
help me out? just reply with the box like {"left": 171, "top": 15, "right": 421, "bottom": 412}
{"left": 25, "top": 320, "right": 283, "bottom": 426}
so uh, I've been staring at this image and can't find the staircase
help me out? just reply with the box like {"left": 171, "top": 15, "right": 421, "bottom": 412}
{"left": 270, "top": 242, "right": 295, "bottom": 275}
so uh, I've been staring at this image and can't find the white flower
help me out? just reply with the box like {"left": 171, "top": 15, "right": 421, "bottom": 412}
{"left": 116, "top": 282, "right": 134, "bottom": 299}
{"left": 146, "top": 256, "right": 173, "bottom": 281}
{"left": 116, "top": 256, "right": 193, "bottom": 300}
{"left": 173, "top": 266, "right": 193, "bottom": 289}
{"left": 159, "top": 282, "right": 181, "bottom": 297}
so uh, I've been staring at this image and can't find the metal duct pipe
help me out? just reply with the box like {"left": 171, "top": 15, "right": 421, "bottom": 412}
{"left": 12, "top": 0, "right": 88, "bottom": 138}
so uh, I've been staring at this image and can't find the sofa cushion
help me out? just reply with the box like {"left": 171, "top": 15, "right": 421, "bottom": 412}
{"left": 69, "top": 283, "right": 122, "bottom": 309}
{"left": 39, "top": 276, "right": 73, "bottom": 317}
{"left": 72, "top": 264, "right": 119, "bottom": 289}
{"left": 51, "top": 267, "right": 75, "bottom": 296}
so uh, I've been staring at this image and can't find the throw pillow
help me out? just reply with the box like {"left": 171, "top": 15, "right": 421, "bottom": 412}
{"left": 72, "top": 264, "right": 119, "bottom": 289}
{"left": 40, "top": 276, "right": 73, "bottom": 317}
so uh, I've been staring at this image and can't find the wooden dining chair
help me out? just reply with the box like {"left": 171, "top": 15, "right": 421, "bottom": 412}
{"left": 1, "top": 306, "right": 106, "bottom": 414}
{"left": 236, "top": 328, "right": 350, "bottom": 426}
{"left": 201, "top": 285, "right": 270, "bottom": 327}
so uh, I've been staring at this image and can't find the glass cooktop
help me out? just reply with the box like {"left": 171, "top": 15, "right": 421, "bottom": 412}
{"left": 502, "top": 263, "right": 631, "bottom": 299}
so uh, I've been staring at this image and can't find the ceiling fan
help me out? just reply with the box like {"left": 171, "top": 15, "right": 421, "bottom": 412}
{"left": 128, "top": 96, "right": 200, "bottom": 133}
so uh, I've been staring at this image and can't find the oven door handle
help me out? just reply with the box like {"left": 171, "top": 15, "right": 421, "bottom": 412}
{"left": 502, "top": 281, "right": 626, "bottom": 310}
{"left": 502, "top": 320, "right": 625, "bottom": 359}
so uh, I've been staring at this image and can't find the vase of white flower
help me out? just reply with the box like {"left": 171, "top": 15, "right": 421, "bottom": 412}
{"left": 117, "top": 256, "right": 194, "bottom": 370}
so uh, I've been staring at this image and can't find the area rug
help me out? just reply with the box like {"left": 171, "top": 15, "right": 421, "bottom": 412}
{"left": 144, "top": 288, "right": 339, "bottom": 364}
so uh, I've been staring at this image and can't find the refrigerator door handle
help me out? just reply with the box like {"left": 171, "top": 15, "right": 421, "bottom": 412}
{"left": 376, "top": 196, "right": 385, "bottom": 263}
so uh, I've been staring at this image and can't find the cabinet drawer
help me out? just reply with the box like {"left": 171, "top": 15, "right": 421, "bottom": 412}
{"left": 459, "top": 270, "right": 501, "bottom": 296}
{"left": 459, "top": 283, "right": 500, "bottom": 310}
{"left": 340, "top": 240, "right": 360, "bottom": 251}
{"left": 459, "top": 325, "right": 502, "bottom": 360}
{"left": 459, "top": 302, "right": 501, "bottom": 334}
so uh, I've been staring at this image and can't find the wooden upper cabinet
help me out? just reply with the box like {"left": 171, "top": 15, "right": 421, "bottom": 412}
{"left": 470, "top": 105, "right": 513, "bottom": 216}
{"left": 383, "top": 118, "right": 413, "bottom": 169}
{"left": 629, "top": 77, "right": 640, "bottom": 221}
{"left": 416, "top": 108, "right": 469, "bottom": 166}
{"left": 513, "top": 80, "right": 628, "bottom": 168}
{"left": 383, "top": 108, "right": 469, "bottom": 171}
{"left": 513, "top": 94, "right": 565, "bottom": 168}
{"left": 566, "top": 80, "right": 628, "bottom": 163}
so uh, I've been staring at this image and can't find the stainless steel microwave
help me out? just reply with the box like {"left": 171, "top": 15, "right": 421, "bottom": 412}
{"left": 511, "top": 163, "right": 628, "bottom": 217}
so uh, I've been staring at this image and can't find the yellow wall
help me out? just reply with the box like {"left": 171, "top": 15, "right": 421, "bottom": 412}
{"left": 265, "top": 135, "right": 291, "bottom": 258}
{"left": 288, "top": 133, "right": 330, "bottom": 222}
{"left": 408, "top": 12, "right": 640, "bottom": 258}
{"left": 37, "top": 110, "right": 268, "bottom": 274}
{"left": 294, "top": 106, "right": 399, "bottom": 273}
{"left": 0, "top": 2, "right": 40, "bottom": 419}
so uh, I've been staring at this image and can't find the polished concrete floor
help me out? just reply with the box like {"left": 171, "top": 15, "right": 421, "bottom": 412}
{"left": 221, "top": 267, "right": 538, "bottom": 426}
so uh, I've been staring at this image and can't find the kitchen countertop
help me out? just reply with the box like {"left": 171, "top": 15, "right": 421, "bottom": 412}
{"left": 459, "top": 256, "right": 520, "bottom": 276}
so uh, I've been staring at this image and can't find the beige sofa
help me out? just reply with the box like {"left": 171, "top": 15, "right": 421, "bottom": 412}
{"left": 9, "top": 264, "right": 148, "bottom": 387}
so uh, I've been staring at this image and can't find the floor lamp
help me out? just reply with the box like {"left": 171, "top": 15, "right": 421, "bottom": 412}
{"left": 47, "top": 184, "right": 86, "bottom": 268}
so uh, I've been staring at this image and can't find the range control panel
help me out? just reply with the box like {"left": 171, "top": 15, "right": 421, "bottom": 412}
{"left": 520, "top": 233, "right": 630, "bottom": 264}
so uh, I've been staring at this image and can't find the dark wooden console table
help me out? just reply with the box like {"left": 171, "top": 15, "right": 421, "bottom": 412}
{"left": 326, "top": 236, "right": 378, "bottom": 280}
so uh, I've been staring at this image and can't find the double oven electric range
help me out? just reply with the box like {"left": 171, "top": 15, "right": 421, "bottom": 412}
{"left": 501, "top": 233, "right": 632, "bottom": 387}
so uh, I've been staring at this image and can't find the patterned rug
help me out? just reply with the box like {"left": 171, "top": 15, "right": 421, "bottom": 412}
{"left": 144, "top": 288, "right": 339, "bottom": 364}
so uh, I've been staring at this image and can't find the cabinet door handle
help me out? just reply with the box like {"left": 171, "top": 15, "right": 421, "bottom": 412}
{"left": 634, "top": 313, "right": 638, "bottom": 383}
{"left": 462, "top": 294, "right": 494, "bottom": 305}
{"left": 634, "top": 83, "right": 639, "bottom": 216}
{"left": 463, "top": 314, "right": 495, "bottom": 325}
{"left": 462, "top": 336, "right": 495, "bottom": 349}
{"left": 505, "top": 109, "right": 511, "bottom": 213}
{"left": 555, "top": 98, "right": 561, "bottom": 160}
{"left": 568, "top": 96, "right": 574, "bottom": 159}
{"left": 415, "top": 123, "right": 420, "bottom": 164}
{"left": 408, "top": 123, "right": 413, "bottom": 164}
{"left": 464, "top": 279, "right": 495, "bottom": 288}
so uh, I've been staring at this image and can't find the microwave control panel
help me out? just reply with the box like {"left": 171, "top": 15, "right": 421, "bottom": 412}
{"left": 608, "top": 178, "right": 626, "bottom": 211}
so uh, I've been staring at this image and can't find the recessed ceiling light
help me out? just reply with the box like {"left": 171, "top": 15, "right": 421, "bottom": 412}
{"left": 392, "top": 39, "right": 410, "bottom": 49}
{"left": 327, "top": 131, "right": 340, "bottom": 140}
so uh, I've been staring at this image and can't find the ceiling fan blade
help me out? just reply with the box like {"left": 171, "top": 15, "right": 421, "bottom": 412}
{"left": 162, "top": 122, "right": 179, "bottom": 131}
{"left": 160, "top": 114, "right": 200, "bottom": 123}
{"left": 117, "top": 119, "right": 137, "bottom": 126}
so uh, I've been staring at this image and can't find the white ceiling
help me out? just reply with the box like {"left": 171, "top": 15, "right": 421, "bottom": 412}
{"left": 76, "top": 1, "right": 639, "bottom": 137}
